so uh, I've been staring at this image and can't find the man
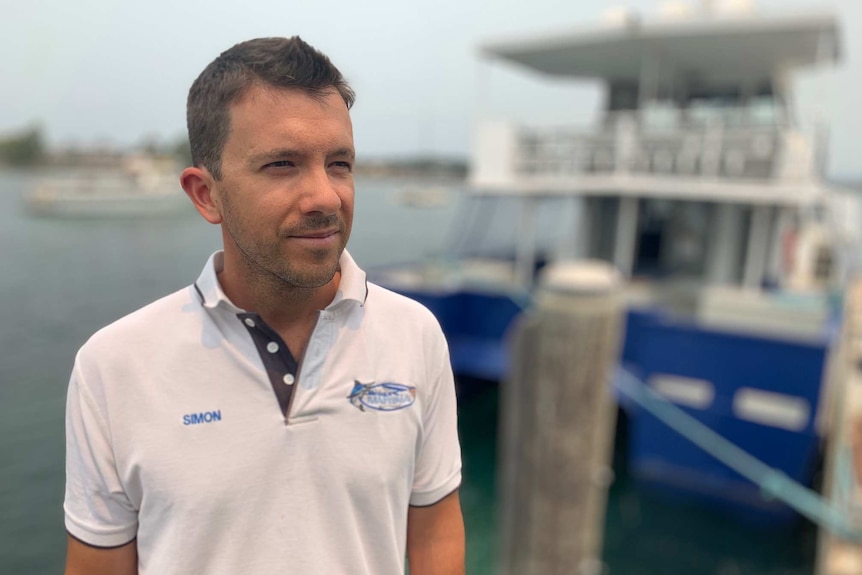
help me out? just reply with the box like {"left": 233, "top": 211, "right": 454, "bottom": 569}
{"left": 64, "top": 36, "right": 465, "bottom": 575}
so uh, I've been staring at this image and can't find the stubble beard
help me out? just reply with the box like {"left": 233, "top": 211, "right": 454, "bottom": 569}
{"left": 221, "top": 195, "right": 345, "bottom": 291}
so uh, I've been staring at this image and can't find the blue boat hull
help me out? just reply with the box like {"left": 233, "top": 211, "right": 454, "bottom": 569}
{"left": 389, "top": 285, "right": 832, "bottom": 524}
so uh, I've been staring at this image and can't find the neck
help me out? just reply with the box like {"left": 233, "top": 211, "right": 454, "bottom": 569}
{"left": 218, "top": 249, "right": 340, "bottom": 333}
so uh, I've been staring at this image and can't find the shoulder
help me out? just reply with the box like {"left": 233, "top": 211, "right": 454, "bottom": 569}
{"left": 77, "top": 286, "right": 196, "bottom": 364}
{"left": 364, "top": 282, "right": 442, "bottom": 330}
{"left": 362, "top": 282, "right": 449, "bottom": 356}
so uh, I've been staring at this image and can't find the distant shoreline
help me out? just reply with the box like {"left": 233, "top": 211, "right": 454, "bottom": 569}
{"left": 1, "top": 152, "right": 469, "bottom": 181}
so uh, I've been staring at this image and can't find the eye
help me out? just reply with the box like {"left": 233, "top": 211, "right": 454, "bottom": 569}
{"left": 264, "top": 160, "right": 295, "bottom": 169}
{"left": 331, "top": 161, "right": 353, "bottom": 171}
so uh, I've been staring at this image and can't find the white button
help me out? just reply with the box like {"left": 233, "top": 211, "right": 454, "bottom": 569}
{"left": 283, "top": 373, "right": 295, "bottom": 385}
{"left": 266, "top": 342, "right": 279, "bottom": 354}
{"left": 244, "top": 318, "right": 256, "bottom": 328}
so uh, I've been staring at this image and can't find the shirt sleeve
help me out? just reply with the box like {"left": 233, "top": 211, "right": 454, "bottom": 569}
{"left": 64, "top": 361, "right": 138, "bottom": 547}
{"left": 409, "top": 332, "right": 462, "bottom": 507}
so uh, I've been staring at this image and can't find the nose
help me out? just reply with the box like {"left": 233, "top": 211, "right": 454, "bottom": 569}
{"left": 299, "top": 166, "right": 343, "bottom": 215}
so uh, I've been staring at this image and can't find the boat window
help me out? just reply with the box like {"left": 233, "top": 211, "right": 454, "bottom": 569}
{"left": 632, "top": 200, "right": 711, "bottom": 280}
{"left": 448, "top": 195, "right": 579, "bottom": 265}
{"left": 608, "top": 81, "right": 639, "bottom": 112}
{"left": 687, "top": 99, "right": 744, "bottom": 128}
{"left": 747, "top": 96, "right": 781, "bottom": 127}
{"left": 641, "top": 103, "right": 679, "bottom": 132}
{"left": 814, "top": 246, "right": 833, "bottom": 280}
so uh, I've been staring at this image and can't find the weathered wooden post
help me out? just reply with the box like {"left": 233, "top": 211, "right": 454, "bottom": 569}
{"left": 816, "top": 279, "right": 862, "bottom": 575}
{"left": 498, "top": 260, "right": 624, "bottom": 575}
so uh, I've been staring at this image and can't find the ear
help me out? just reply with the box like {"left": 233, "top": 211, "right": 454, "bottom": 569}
{"left": 180, "top": 166, "right": 222, "bottom": 224}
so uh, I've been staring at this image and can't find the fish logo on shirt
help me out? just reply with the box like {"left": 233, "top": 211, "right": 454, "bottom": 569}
{"left": 348, "top": 381, "right": 416, "bottom": 412}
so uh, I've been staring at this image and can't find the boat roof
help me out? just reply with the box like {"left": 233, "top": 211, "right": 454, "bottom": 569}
{"left": 480, "top": 10, "right": 841, "bottom": 86}
{"left": 466, "top": 173, "right": 855, "bottom": 208}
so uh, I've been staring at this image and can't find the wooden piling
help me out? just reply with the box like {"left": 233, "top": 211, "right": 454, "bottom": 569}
{"left": 816, "top": 279, "right": 862, "bottom": 575}
{"left": 498, "top": 261, "right": 624, "bottom": 575}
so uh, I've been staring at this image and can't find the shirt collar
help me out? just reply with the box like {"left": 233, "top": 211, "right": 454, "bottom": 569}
{"left": 193, "top": 250, "right": 368, "bottom": 312}
{"left": 330, "top": 249, "right": 369, "bottom": 308}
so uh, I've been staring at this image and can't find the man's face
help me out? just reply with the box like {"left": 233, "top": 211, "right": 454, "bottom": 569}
{"left": 213, "top": 84, "right": 355, "bottom": 289}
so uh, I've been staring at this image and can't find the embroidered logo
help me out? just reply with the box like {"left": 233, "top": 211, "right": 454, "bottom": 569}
{"left": 348, "top": 381, "right": 416, "bottom": 412}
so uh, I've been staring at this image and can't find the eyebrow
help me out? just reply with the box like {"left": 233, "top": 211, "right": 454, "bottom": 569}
{"left": 330, "top": 148, "right": 356, "bottom": 159}
{"left": 248, "top": 147, "right": 355, "bottom": 166}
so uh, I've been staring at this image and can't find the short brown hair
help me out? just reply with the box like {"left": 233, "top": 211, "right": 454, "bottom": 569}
{"left": 186, "top": 36, "right": 355, "bottom": 179}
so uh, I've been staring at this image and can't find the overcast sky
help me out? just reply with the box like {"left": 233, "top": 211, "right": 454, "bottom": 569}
{"left": 2, "top": 0, "right": 860, "bottom": 176}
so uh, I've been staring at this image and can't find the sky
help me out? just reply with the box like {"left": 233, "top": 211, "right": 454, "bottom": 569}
{"left": 2, "top": 0, "right": 861, "bottom": 176}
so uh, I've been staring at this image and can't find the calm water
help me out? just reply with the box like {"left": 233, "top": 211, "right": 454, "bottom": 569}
{"left": 0, "top": 170, "right": 817, "bottom": 573}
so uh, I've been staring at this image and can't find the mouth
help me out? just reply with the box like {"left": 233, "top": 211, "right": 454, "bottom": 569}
{"left": 290, "top": 228, "right": 340, "bottom": 240}
{"left": 287, "top": 228, "right": 341, "bottom": 249}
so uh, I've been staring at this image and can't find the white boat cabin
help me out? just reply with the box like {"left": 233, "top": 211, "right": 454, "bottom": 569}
{"left": 469, "top": 5, "right": 857, "bottom": 302}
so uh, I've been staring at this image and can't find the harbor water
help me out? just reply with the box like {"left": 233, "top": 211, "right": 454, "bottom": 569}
{"left": 0, "top": 170, "right": 820, "bottom": 573}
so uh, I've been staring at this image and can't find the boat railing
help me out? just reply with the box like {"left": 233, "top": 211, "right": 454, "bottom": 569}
{"left": 472, "top": 118, "right": 819, "bottom": 186}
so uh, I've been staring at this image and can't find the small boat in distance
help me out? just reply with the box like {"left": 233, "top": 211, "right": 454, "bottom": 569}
{"left": 394, "top": 185, "right": 452, "bottom": 208}
{"left": 24, "top": 155, "right": 188, "bottom": 218}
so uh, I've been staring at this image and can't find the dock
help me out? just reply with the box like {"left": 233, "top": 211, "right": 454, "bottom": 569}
{"left": 817, "top": 279, "right": 862, "bottom": 574}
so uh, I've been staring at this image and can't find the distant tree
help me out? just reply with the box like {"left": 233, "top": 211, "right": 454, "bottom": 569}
{"left": 140, "top": 134, "right": 162, "bottom": 157}
{"left": 135, "top": 133, "right": 191, "bottom": 166}
{"left": 0, "top": 126, "right": 45, "bottom": 166}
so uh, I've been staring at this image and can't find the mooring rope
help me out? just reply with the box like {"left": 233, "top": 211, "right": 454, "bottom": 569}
{"left": 614, "top": 366, "right": 862, "bottom": 542}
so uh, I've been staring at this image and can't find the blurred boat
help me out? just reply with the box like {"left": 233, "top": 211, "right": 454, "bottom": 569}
{"left": 394, "top": 185, "right": 452, "bottom": 208}
{"left": 24, "top": 155, "right": 188, "bottom": 218}
{"left": 372, "top": 0, "right": 860, "bottom": 530}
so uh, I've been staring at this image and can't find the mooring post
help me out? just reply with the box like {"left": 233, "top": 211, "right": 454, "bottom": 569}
{"left": 498, "top": 260, "right": 624, "bottom": 575}
{"left": 816, "top": 278, "right": 862, "bottom": 575}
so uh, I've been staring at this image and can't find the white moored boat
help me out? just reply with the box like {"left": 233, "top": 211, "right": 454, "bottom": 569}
{"left": 371, "top": 0, "right": 862, "bottom": 533}
{"left": 24, "top": 155, "right": 188, "bottom": 218}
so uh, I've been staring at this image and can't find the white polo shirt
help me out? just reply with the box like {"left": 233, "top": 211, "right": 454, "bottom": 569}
{"left": 64, "top": 250, "right": 462, "bottom": 575}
